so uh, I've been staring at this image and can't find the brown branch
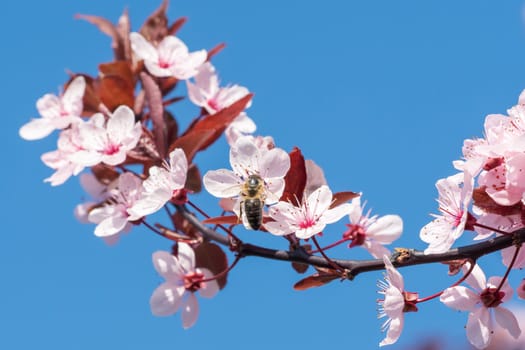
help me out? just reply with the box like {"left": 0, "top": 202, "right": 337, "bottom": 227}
{"left": 176, "top": 204, "right": 525, "bottom": 280}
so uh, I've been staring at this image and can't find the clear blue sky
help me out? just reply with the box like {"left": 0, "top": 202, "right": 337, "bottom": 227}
{"left": 4, "top": 1, "right": 525, "bottom": 349}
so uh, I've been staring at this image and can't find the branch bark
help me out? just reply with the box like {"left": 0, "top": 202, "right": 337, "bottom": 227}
{"left": 176, "top": 204, "right": 524, "bottom": 280}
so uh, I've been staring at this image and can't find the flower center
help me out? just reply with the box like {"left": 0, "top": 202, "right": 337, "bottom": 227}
{"left": 343, "top": 224, "right": 366, "bottom": 247}
{"left": 298, "top": 216, "right": 316, "bottom": 229}
{"left": 104, "top": 143, "right": 120, "bottom": 155}
{"left": 158, "top": 59, "right": 171, "bottom": 69}
{"left": 184, "top": 272, "right": 205, "bottom": 292}
{"left": 480, "top": 287, "right": 505, "bottom": 308}
{"left": 171, "top": 188, "right": 188, "bottom": 205}
{"left": 208, "top": 98, "right": 221, "bottom": 112}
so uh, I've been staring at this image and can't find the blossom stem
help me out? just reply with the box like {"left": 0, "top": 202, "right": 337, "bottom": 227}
{"left": 310, "top": 237, "right": 351, "bottom": 254}
{"left": 472, "top": 222, "right": 511, "bottom": 235}
{"left": 186, "top": 200, "right": 241, "bottom": 243}
{"left": 495, "top": 244, "right": 521, "bottom": 292}
{"left": 311, "top": 236, "right": 344, "bottom": 272}
{"left": 416, "top": 259, "right": 475, "bottom": 303}
{"left": 142, "top": 220, "right": 175, "bottom": 240}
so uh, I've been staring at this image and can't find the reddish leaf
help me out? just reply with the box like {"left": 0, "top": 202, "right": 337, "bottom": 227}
{"left": 140, "top": 0, "right": 169, "bottom": 43}
{"left": 280, "top": 147, "right": 306, "bottom": 205}
{"left": 75, "top": 13, "right": 126, "bottom": 60}
{"left": 330, "top": 191, "right": 360, "bottom": 209}
{"left": 172, "top": 211, "right": 200, "bottom": 239}
{"left": 70, "top": 75, "right": 100, "bottom": 116}
{"left": 99, "top": 61, "right": 134, "bottom": 84}
{"left": 98, "top": 76, "right": 135, "bottom": 111}
{"left": 164, "top": 111, "right": 179, "bottom": 147}
{"left": 194, "top": 242, "right": 229, "bottom": 290}
{"left": 116, "top": 9, "right": 132, "bottom": 60}
{"left": 140, "top": 72, "right": 167, "bottom": 159}
{"left": 91, "top": 164, "right": 120, "bottom": 185}
{"left": 293, "top": 269, "right": 340, "bottom": 291}
{"left": 158, "top": 77, "right": 179, "bottom": 96}
{"left": 207, "top": 43, "right": 226, "bottom": 61}
{"left": 291, "top": 244, "right": 311, "bottom": 274}
{"left": 184, "top": 94, "right": 253, "bottom": 152}
{"left": 169, "top": 129, "right": 215, "bottom": 163}
{"left": 472, "top": 187, "right": 522, "bottom": 216}
{"left": 127, "top": 127, "right": 161, "bottom": 164}
{"left": 203, "top": 215, "right": 239, "bottom": 225}
{"left": 185, "top": 164, "right": 202, "bottom": 194}
{"left": 168, "top": 17, "right": 188, "bottom": 36}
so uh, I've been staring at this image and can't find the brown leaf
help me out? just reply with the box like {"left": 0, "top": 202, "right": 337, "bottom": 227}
{"left": 330, "top": 191, "right": 360, "bottom": 209}
{"left": 185, "top": 164, "right": 202, "bottom": 194}
{"left": 140, "top": 0, "right": 169, "bottom": 43}
{"left": 168, "top": 16, "right": 188, "bottom": 36}
{"left": 98, "top": 76, "right": 135, "bottom": 111}
{"left": 168, "top": 129, "right": 216, "bottom": 163}
{"left": 182, "top": 94, "right": 253, "bottom": 152}
{"left": 91, "top": 164, "right": 120, "bottom": 185}
{"left": 172, "top": 211, "right": 200, "bottom": 239}
{"left": 194, "top": 242, "right": 229, "bottom": 290}
{"left": 202, "top": 215, "right": 239, "bottom": 225}
{"left": 140, "top": 72, "right": 167, "bottom": 159}
{"left": 291, "top": 243, "right": 311, "bottom": 274}
{"left": 293, "top": 269, "right": 340, "bottom": 291}
{"left": 116, "top": 9, "right": 132, "bottom": 61}
{"left": 75, "top": 13, "right": 126, "bottom": 60}
{"left": 472, "top": 187, "right": 522, "bottom": 216}
{"left": 280, "top": 147, "right": 306, "bottom": 206}
{"left": 207, "top": 43, "right": 226, "bottom": 61}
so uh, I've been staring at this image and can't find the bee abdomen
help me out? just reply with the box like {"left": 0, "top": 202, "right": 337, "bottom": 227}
{"left": 244, "top": 198, "right": 263, "bottom": 230}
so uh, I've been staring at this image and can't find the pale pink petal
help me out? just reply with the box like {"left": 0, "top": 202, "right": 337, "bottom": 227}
{"left": 177, "top": 243, "right": 196, "bottom": 274}
{"left": 502, "top": 246, "right": 525, "bottom": 269}
{"left": 198, "top": 268, "right": 219, "bottom": 299}
{"left": 323, "top": 203, "right": 352, "bottom": 225}
{"left": 150, "top": 283, "right": 185, "bottom": 316}
{"left": 193, "top": 62, "right": 218, "bottom": 97}
{"left": 107, "top": 105, "right": 136, "bottom": 143}
{"left": 307, "top": 186, "right": 333, "bottom": 216}
{"left": 259, "top": 148, "right": 290, "bottom": 179}
{"left": 348, "top": 197, "right": 363, "bottom": 224}
{"left": 127, "top": 191, "right": 169, "bottom": 220}
{"left": 94, "top": 213, "right": 129, "bottom": 237}
{"left": 466, "top": 307, "right": 492, "bottom": 349}
{"left": 152, "top": 251, "right": 184, "bottom": 280}
{"left": 367, "top": 215, "right": 403, "bottom": 244}
{"left": 230, "top": 137, "right": 259, "bottom": 177}
{"left": 186, "top": 80, "right": 208, "bottom": 107}
{"left": 295, "top": 221, "right": 326, "bottom": 239}
{"left": 61, "top": 76, "right": 85, "bottom": 115}
{"left": 363, "top": 240, "right": 390, "bottom": 259}
{"left": 494, "top": 306, "right": 521, "bottom": 339}
{"left": 145, "top": 61, "right": 173, "bottom": 78}
{"left": 304, "top": 159, "right": 327, "bottom": 196}
{"left": 173, "top": 50, "right": 207, "bottom": 80}
{"left": 36, "top": 94, "right": 61, "bottom": 119}
{"left": 19, "top": 118, "right": 55, "bottom": 140}
{"left": 487, "top": 276, "right": 513, "bottom": 302}
{"left": 264, "top": 221, "right": 294, "bottom": 236}
{"left": 230, "top": 113, "right": 256, "bottom": 133}
{"left": 168, "top": 148, "right": 188, "bottom": 187}
{"left": 102, "top": 152, "right": 127, "bottom": 166}
{"left": 383, "top": 256, "right": 404, "bottom": 291}
{"left": 465, "top": 264, "right": 487, "bottom": 292}
{"left": 203, "top": 169, "right": 243, "bottom": 198}
{"left": 181, "top": 293, "right": 199, "bottom": 329}
{"left": 440, "top": 286, "right": 479, "bottom": 311}
{"left": 379, "top": 316, "right": 403, "bottom": 347}
{"left": 264, "top": 177, "right": 285, "bottom": 204}
{"left": 129, "top": 32, "right": 158, "bottom": 62}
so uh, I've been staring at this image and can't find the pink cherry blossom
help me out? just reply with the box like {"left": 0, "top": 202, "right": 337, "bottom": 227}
{"left": 128, "top": 148, "right": 188, "bottom": 220}
{"left": 130, "top": 32, "right": 206, "bottom": 80}
{"left": 19, "top": 76, "right": 85, "bottom": 140}
{"left": 87, "top": 172, "right": 143, "bottom": 239}
{"left": 265, "top": 185, "right": 351, "bottom": 239}
{"left": 150, "top": 244, "right": 219, "bottom": 329}
{"left": 420, "top": 172, "right": 474, "bottom": 254}
{"left": 377, "top": 255, "right": 416, "bottom": 347}
{"left": 440, "top": 264, "right": 521, "bottom": 349}
{"left": 225, "top": 113, "right": 257, "bottom": 146}
{"left": 40, "top": 126, "right": 88, "bottom": 186}
{"left": 74, "top": 173, "right": 112, "bottom": 223}
{"left": 77, "top": 105, "right": 142, "bottom": 166}
{"left": 203, "top": 136, "right": 290, "bottom": 225}
{"left": 343, "top": 197, "right": 403, "bottom": 259}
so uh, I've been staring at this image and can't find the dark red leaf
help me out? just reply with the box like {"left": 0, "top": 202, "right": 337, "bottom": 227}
{"left": 194, "top": 242, "right": 229, "bottom": 290}
{"left": 140, "top": 72, "right": 167, "bottom": 159}
{"left": 185, "top": 164, "right": 202, "bottom": 194}
{"left": 168, "top": 129, "right": 216, "bottom": 163}
{"left": 330, "top": 191, "right": 360, "bottom": 209}
{"left": 207, "top": 43, "right": 226, "bottom": 61}
{"left": 91, "top": 164, "right": 120, "bottom": 185}
{"left": 203, "top": 215, "right": 239, "bottom": 225}
{"left": 116, "top": 9, "right": 132, "bottom": 60}
{"left": 291, "top": 243, "right": 311, "bottom": 274}
{"left": 98, "top": 76, "right": 135, "bottom": 111}
{"left": 171, "top": 211, "right": 200, "bottom": 239}
{"left": 293, "top": 269, "right": 340, "bottom": 291}
{"left": 168, "top": 17, "right": 188, "bottom": 36}
{"left": 472, "top": 187, "right": 522, "bottom": 216}
{"left": 139, "top": 0, "right": 169, "bottom": 43}
{"left": 184, "top": 94, "right": 253, "bottom": 151}
{"left": 280, "top": 147, "right": 306, "bottom": 206}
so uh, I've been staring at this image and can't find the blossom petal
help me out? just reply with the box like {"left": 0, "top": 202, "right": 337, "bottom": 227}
{"left": 494, "top": 306, "right": 521, "bottom": 339}
{"left": 440, "top": 286, "right": 479, "bottom": 311}
{"left": 323, "top": 203, "right": 352, "bottom": 225}
{"left": 259, "top": 147, "right": 290, "bottom": 179}
{"left": 367, "top": 215, "right": 403, "bottom": 244}
{"left": 168, "top": 148, "right": 188, "bottom": 187}
{"left": 152, "top": 251, "right": 184, "bottom": 280}
{"left": 107, "top": 105, "right": 136, "bottom": 143}
{"left": 130, "top": 32, "right": 158, "bottom": 62}
{"left": 94, "top": 212, "right": 129, "bottom": 237}
{"left": 127, "top": 191, "right": 169, "bottom": 220}
{"left": 19, "top": 118, "right": 55, "bottom": 140}
{"left": 203, "top": 169, "right": 242, "bottom": 198}
{"left": 466, "top": 307, "right": 492, "bottom": 349}
{"left": 383, "top": 256, "right": 404, "bottom": 291}
{"left": 230, "top": 136, "right": 259, "bottom": 177}
{"left": 62, "top": 76, "right": 85, "bottom": 116}
{"left": 379, "top": 316, "right": 403, "bottom": 347}
{"left": 150, "top": 283, "right": 185, "bottom": 316}
{"left": 177, "top": 242, "right": 195, "bottom": 274}
{"left": 198, "top": 268, "right": 219, "bottom": 299}
{"left": 182, "top": 293, "right": 199, "bottom": 329}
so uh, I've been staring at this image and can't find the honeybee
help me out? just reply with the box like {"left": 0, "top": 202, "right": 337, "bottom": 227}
{"left": 239, "top": 174, "right": 266, "bottom": 230}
